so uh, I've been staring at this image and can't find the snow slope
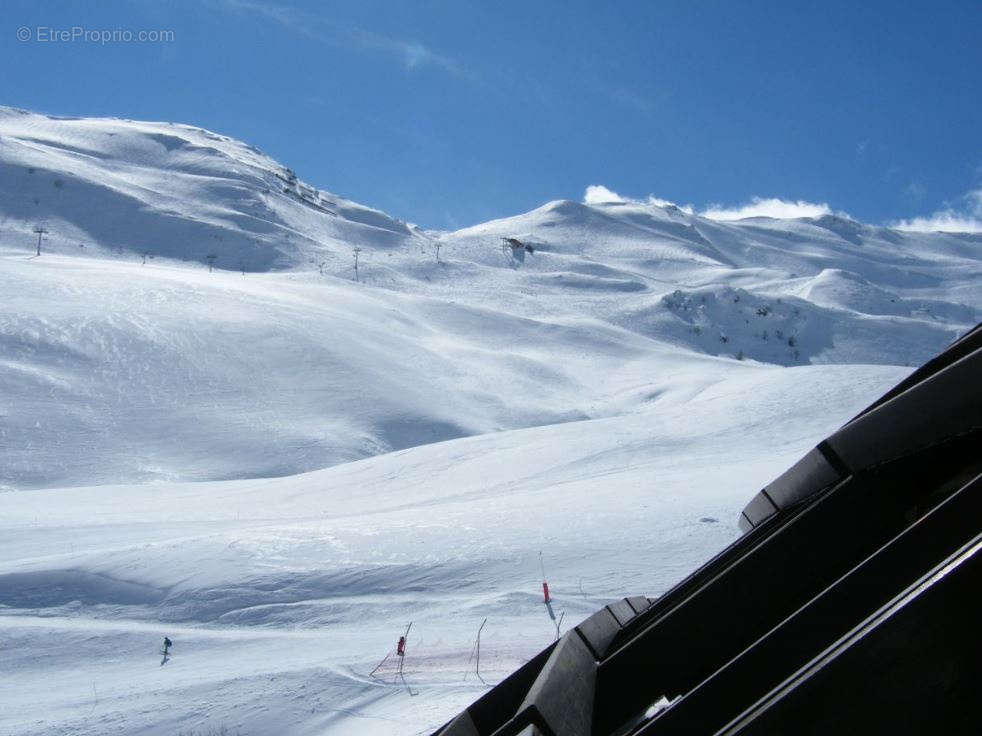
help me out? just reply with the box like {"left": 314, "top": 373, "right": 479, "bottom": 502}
{"left": 0, "top": 106, "right": 424, "bottom": 272}
{"left": 0, "top": 107, "right": 978, "bottom": 734}
{"left": 441, "top": 199, "right": 979, "bottom": 365}
{"left": 0, "top": 252, "right": 655, "bottom": 489}
{"left": 1, "top": 108, "right": 978, "bottom": 490}
{"left": 1, "top": 363, "right": 907, "bottom": 736}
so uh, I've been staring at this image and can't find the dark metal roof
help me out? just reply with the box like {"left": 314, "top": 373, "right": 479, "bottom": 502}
{"left": 435, "top": 323, "right": 982, "bottom": 736}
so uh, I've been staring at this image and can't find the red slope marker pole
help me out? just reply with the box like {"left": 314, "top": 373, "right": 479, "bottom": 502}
{"left": 540, "top": 551, "right": 551, "bottom": 604}
{"left": 397, "top": 621, "right": 412, "bottom": 675}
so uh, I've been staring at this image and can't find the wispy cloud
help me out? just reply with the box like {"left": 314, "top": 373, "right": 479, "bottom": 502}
{"left": 583, "top": 185, "right": 692, "bottom": 212}
{"left": 218, "top": 0, "right": 469, "bottom": 78}
{"left": 583, "top": 186, "right": 837, "bottom": 221}
{"left": 903, "top": 180, "right": 926, "bottom": 203}
{"left": 347, "top": 27, "right": 467, "bottom": 76}
{"left": 607, "top": 86, "right": 656, "bottom": 112}
{"left": 584, "top": 184, "right": 982, "bottom": 232}
{"left": 700, "top": 197, "right": 833, "bottom": 220}
{"left": 893, "top": 189, "right": 982, "bottom": 233}
{"left": 583, "top": 184, "right": 627, "bottom": 204}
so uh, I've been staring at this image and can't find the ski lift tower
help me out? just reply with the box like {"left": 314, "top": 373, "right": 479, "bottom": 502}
{"left": 33, "top": 225, "right": 49, "bottom": 256}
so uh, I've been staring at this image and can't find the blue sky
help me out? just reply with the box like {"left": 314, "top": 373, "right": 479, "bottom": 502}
{"left": 3, "top": 0, "right": 981, "bottom": 230}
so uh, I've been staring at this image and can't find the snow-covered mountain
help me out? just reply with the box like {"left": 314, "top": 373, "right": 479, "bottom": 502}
{"left": 0, "top": 108, "right": 978, "bottom": 735}
{"left": 0, "top": 106, "right": 424, "bottom": 271}
{"left": 2, "top": 107, "right": 977, "bottom": 491}
{"left": 442, "top": 198, "right": 978, "bottom": 365}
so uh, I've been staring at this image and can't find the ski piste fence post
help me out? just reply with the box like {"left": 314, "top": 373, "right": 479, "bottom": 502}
{"left": 397, "top": 621, "right": 412, "bottom": 676}
{"left": 539, "top": 550, "right": 551, "bottom": 604}
{"left": 367, "top": 649, "right": 392, "bottom": 679}
{"left": 465, "top": 617, "right": 488, "bottom": 685}
{"left": 397, "top": 621, "right": 418, "bottom": 696}
{"left": 369, "top": 621, "right": 413, "bottom": 680}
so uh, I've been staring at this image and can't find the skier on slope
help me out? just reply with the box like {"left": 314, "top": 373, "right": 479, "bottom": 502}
{"left": 162, "top": 636, "right": 172, "bottom": 655}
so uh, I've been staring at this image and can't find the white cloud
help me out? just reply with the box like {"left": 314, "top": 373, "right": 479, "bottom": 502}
{"left": 349, "top": 29, "right": 467, "bottom": 76}
{"left": 645, "top": 194, "right": 682, "bottom": 209}
{"left": 893, "top": 189, "right": 982, "bottom": 233}
{"left": 894, "top": 213, "right": 982, "bottom": 233}
{"left": 582, "top": 185, "right": 693, "bottom": 212}
{"left": 583, "top": 185, "right": 982, "bottom": 232}
{"left": 699, "top": 197, "right": 832, "bottom": 221}
{"left": 583, "top": 185, "right": 626, "bottom": 204}
{"left": 582, "top": 186, "right": 837, "bottom": 221}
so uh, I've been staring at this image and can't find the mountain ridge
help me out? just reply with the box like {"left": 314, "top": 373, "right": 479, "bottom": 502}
{"left": 0, "top": 106, "right": 978, "bottom": 489}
